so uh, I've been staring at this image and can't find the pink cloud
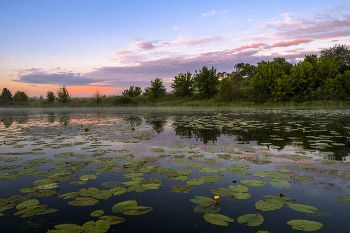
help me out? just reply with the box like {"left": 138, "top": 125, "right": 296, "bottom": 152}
{"left": 232, "top": 42, "right": 267, "bottom": 52}
{"left": 4, "top": 57, "right": 11, "bottom": 62}
{"left": 272, "top": 38, "right": 314, "bottom": 47}
{"left": 174, "top": 36, "right": 222, "bottom": 46}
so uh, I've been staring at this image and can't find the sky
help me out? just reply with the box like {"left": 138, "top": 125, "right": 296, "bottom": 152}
{"left": 1, "top": 0, "right": 350, "bottom": 97}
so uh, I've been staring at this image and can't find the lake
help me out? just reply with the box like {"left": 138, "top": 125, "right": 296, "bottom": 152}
{"left": 0, "top": 107, "right": 349, "bottom": 233}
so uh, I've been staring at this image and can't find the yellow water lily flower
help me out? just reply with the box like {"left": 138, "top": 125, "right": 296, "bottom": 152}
{"left": 279, "top": 193, "right": 285, "bottom": 197}
{"left": 214, "top": 196, "right": 220, "bottom": 200}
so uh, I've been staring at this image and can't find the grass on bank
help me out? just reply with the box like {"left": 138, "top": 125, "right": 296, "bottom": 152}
{"left": 1, "top": 94, "right": 350, "bottom": 108}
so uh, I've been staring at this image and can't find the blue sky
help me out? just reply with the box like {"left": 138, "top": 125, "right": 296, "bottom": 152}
{"left": 1, "top": 0, "right": 350, "bottom": 97}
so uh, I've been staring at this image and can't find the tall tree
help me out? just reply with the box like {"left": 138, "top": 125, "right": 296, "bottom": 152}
{"left": 149, "top": 78, "right": 166, "bottom": 98}
{"left": 57, "top": 86, "right": 71, "bottom": 103}
{"left": 320, "top": 44, "right": 350, "bottom": 74}
{"left": 0, "top": 88, "right": 13, "bottom": 101}
{"left": 218, "top": 76, "right": 234, "bottom": 102}
{"left": 122, "top": 86, "right": 142, "bottom": 97}
{"left": 171, "top": 72, "right": 194, "bottom": 97}
{"left": 46, "top": 91, "right": 56, "bottom": 103}
{"left": 193, "top": 66, "right": 219, "bottom": 99}
{"left": 13, "top": 91, "right": 28, "bottom": 102}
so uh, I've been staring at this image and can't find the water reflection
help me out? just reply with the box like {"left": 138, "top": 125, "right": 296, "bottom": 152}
{"left": 145, "top": 115, "right": 167, "bottom": 134}
{"left": 47, "top": 112, "right": 56, "bottom": 124}
{"left": 2, "top": 117, "right": 13, "bottom": 128}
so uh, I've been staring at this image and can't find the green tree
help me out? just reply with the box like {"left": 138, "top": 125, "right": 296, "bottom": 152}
{"left": 218, "top": 76, "right": 234, "bottom": 102}
{"left": 149, "top": 78, "right": 166, "bottom": 98}
{"left": 320, "top": 44, "right": 350, "bottom": 74}
{"left": 13, "top": 91, "right": 28, "bottom": 102}
{"left": 57, "top": 86, "right": 71, "bottom": 103}
{"left": 0, "top": 88, "right": 13, "bottom": 101}
{"left": 46, "top": 91, "right": 56, "bottom": 103}
{"left": 122, "top": 86, "right": 142, "bottom": 97}
{"left": 171, "top": 72, "right": 194, "bottom": 97}
{"left": 193, "top": 66, "right": 219, "bottom": 99}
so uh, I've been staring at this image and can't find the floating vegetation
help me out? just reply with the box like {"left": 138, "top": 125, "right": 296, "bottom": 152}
{"left": 237, "top": 213, "right": 264, "bottom": 226}
{"left": 287, "top": 220, "right": 323, "bottom": 231}
{"left": 203, "top": 214, "right": 234, "bottom": 226}
{"left": 1, "top": 108, "right": 350, "bottom": 232}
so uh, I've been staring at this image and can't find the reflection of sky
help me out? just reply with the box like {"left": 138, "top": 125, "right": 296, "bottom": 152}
{"left": 1, "top": 108, "right": 350, "bottom": 232}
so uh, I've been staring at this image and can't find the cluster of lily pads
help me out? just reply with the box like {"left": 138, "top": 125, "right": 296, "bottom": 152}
{"left": 0, "top": 108, "right": 350, "bottom": 232}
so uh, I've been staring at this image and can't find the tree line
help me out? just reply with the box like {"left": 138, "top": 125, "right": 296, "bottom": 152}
{"left": 1, "top": 44, "right": 349, "bottom": 105}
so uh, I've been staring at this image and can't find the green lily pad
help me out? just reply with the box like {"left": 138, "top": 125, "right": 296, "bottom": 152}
{"left": 68, "top": 197, "right": 99, "bottom": 206}
{"left": 231, "top": 170, "right": 252, "bottom": 176}
{"left": 91, "top": 210, "right": 104, "bottom": 217}
{"left": 82, "top": 220, "right": 110, "bottom": 233}
{"left": 99, "top": 215, "right": 126, "bottom": 225}
{"left": 205, "top": 149, "right": 222, "bottom": 153}
{"left": 16, "top": 199, "right": 40, "bottom": 210}
{"left": 190, "top": 196, "right": 217, "bottom": 206}
{"left": 194, "top": 204, "right": 220, "bottom": 214}
{"left": 203, "top": 214, "right": 234, "bottom": 226}
{"left": 188, "top": 163, "right": 203, "bottom": 168}
{"left": 337, "top": 195, "right": 350, "bottom": 204}
{"left": 234, "top": 193, "right": 251, "bottom": 200}
{"left": 211, "top": 188, "right": 234, "bottom": 197}
{"left": 293, "top": 176, "right": 313, "bottom": 182}
{"left": 58, "top": 191, "right": 81, "bottom": 199}
{"left": 173, "top": 159, "right": 189, "bottom": 163}
{"left": 239, "top": 180, "right": 266, "bottom": 186}
{"left": 237, "top": 213, "right": 264, "bottom": 226}
{"left": 269, "top": 179, "right": 292, "bottom": 189}
{"left": 120, "top": 206, "right": 153, "bottom": 215}
{"left": 278, "top": 169, "right": 291, "bottom": 173}
{"left": 253, "top": 171, "right": 270, "bottom": 177}
{"left": 287, "top": 220, "right": 323, "bottom": 231}
{"left": 229, "top": 185, "right": 248, "bottom": 193}
{"left": 151, "top": 148, "right": 165, "bottom": 152}
{"left": 255, "top": 200, "right": 283, "bottom": 211}
{"left": 286, "top": 203, "right": 318, "bottom": 213}
{"left": 201, "top": 174, "right": 224, "bottom": 183}
{"left": 198, "top": 168, "right": 220, "bottom": 173}
{"left": 187, "top": 178, "right": 205, "bottom": 186}
{"left": 79, "top": 175, "right": 97, "bottom": 181}
{"left": 49, "top": 223, "right": 85, "bottom": 232}
{"left": 171, "top": 185, "right": 193, "bottom": 193}
{"left": 112, "top": 200, "right": 137, "bottom": 213}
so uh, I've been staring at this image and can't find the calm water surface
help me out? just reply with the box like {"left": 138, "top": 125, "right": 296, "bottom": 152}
{"left": 0, "top": 107, "right": 349, "bottom": 233}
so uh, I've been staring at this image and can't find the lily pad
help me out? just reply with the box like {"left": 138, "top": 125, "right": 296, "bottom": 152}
{"left": 79, "top": 175, "right": 97, "bottom": 181}
{"left": 120, "top": 206, "right": 153, "bottom": 215}
{"left": 337, "top": 195, "right": 350, "bottom": 204}
{"left": 16, "top": 199, "right": 39, "bottom": 210}
{"left": 234, "top": 193, "right": 251, "bottom": 200}
{"left": 112, "top": 200, "right": 137, "bottom": 213}
{"left": 229, "top": 185, "right": 248, "bottom": 193}
{"left": 82, "top": 220, "right": 110, "bottom": 233}
{"left": 211, "top": 188, "right": 234, "bottom": 197}
{"left": 99, "top": 215, "right": 126, "bottom": 225}
{"left": 239, "top": 180, "right": 266, "bottom": 186}
{"left": 255, "top": 200, "right": 283, "bottom": 211}
{"left": 203, "top": 214, "right": 234, "bottom": 226}
{"left": 194, "top": 204, "right": 220, "bottom": 214}
{"left": 68, "top": 197, "right": 99, "bottom": 206}
{"left": 237, "top": 213, "right": 264, "bottom": 226}
{"left": 91, "top": 210, "right": 104, "bottom": 217}
{"left": 171, "top": 185, "right": 193, "bottom": 193}
{"left": 190, "top": 196, "right": 217, "bottom": 206}
{"left": 201, "top": 174, "right": 224, "bottom": 183}
{"left": 286, "top": 203, "right": 318, "bottom": 213}
{"left": 287, "top": 220, "right": 323, "bottom": 231}
{"left": 269, "top": 179, "right": 292, "bottom": 189}
{"left": 187, "top": 178, "right": 205, "bottom": 186}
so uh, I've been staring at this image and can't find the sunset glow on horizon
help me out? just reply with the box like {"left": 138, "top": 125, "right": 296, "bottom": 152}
{"left": 1, "top": 0, "right": 350, "bottom": 97}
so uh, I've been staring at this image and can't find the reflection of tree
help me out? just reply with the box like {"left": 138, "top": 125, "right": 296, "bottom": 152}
{"left": 122, "top": 115, "right": 143, "bottom": 126}
{"left": 58, "top": 112, "right": 70, "bottom": 125}
{"left": 145, "top": 115, "right": 167, "bottom": 134}
{"left": 47, "top": 112, "right": 56, "bottom": 124}
{"left": 14, "top": 114, "right": 29, "bottom": 124}
{"left": 2, "top": 117, "right": 14, "bottom": 128}
{"left": 172, "top": 116, "right": 221, "bottom": 144}
{"left": 174, "top": 125, "right": 220, "bottom": 144}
